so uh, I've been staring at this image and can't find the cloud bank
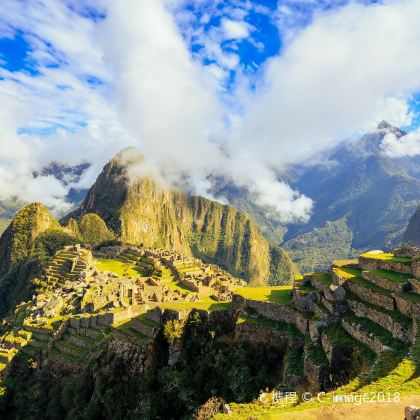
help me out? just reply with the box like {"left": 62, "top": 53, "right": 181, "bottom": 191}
{"left": 0, "top": 0, "right": 420, "bottom": 223}
{"left": 382, "top": 130, "right": 420, "bottom": 158}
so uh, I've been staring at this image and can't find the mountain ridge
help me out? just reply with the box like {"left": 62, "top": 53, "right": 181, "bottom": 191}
{"left": 64, "top": 152, "right": 296, "bottom": 285}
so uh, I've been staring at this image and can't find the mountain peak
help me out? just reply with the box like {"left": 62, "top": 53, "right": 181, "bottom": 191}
{"left": 376, "top": 120, "right": 406, "bottom": 137}
{"left": 377, "top": 120, "right": 393, "bottom": 130}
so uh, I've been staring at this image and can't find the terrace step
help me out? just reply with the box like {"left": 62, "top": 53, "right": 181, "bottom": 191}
{"left": 21, "top": 344, "right": 40, "bottom": 357}
{"left": 341, "top": 315, "right": 407, "bottom": 355}
{"left": 131, "top": 315, "right": 159, "bottom": 338}
{"left": 284, "top": 346, "right": 305, "bottom": 388}
{"left": 28, "top": 339, "right": 49, "bottom": 349}
{"left": 347, "top": 291, "right": 413, "bottom": 343}
{"left": 49, "top": 347, "right": 83, "bottom": 365}
{"left": 345, "top": 276, "right": 395, "bottom": 311}
{"left": 54, "top": 340, "right": 86, "bottom": 358}
{"left": 62, "top": 333, "right": 97, "bottom": 350}
{"left": 361, "top": 270, "right": 412, "bottom": 293}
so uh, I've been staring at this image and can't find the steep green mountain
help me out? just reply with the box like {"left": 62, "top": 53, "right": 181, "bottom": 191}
{"left": 66, "top": 213, "right": 115, "bottom": 244}
{"left": 0, "top": 203, "right": 79, "bottom": 316}
{"left": 403, "top": 205, "right": 420, "bottom": 246}
{"left": 284, "top": 218, "right": 354, "bottom": 272}
{"left": 0, "top": 203, "right": 60, "bottom": 277}
{"left": 68, "top": 152, "right": 296, "bottom": 285}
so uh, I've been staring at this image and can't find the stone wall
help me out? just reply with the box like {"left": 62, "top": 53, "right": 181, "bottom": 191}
{"left": 347, "top": 299, "right": 413, "bottom": 343}
{"left": 320, "top": 332, "right": 353, "bottom": 365}
{"left": 362, "top": 271, "right": 411, "bottom": 293}
{"left": 131, "top": 318, "right": 158, "bottom": 337}
{"left": 346, "top": 282, "right": 394, "bottom": 311}
{"left": 179, "top": 278, "right": 200, "bottom": 293}
{"left": 234, "top": 322, "right": 290, "bottom": 350}
{"left": 393, "top": 295, "right": 420, "bottom": 318}
{"left": 295, "top": 312, "right": 309, "bottom": 334}
{"left": 232, "top": 294, "right": 297, "bottom": 324}
{"left": 341, "top": 319, "right": 384, "bottom": 354}
{"left": 409, "top": 279, "right": 420, "bottom": 294}
{"left": 358, "top": 257, "right": 379, "bottom": 271}
{"left": 303, "top": 355, "right": 329, "bottom": 391}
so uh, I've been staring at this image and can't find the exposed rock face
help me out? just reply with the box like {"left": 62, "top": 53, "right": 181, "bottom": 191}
{"left": 0, "top": 203, "right": 60, "bottom": 276}
{"left": 70, "top": 152, "right": 296, "bottom": 285}
{"left": 404, "top": 205, "right": 420, "bottom": 247}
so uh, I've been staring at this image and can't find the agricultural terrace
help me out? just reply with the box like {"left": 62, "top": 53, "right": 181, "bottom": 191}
{"left": 235, "top": 285, "right": 293, "bottom": 304}
{"left": 359, "top": 252, "right": 413, "bottom": 263}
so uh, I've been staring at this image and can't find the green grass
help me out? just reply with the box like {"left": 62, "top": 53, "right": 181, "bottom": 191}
{"left": 398, "top": 290, "right": 420, "bottom": 304}
{"left": 295, "top": 283, "right": 316, "bottom": 296}
{"left": 333, "top": 267, "right": 362, "bottom": 279}
{"left": 304, "top": 336, "right": 328, "bottom": 365}
{"left": 116, "top": 321, "right": 151, "bottom": 342}
{"left": 323, "top": 323, "right": 376, "bottom": 365}
{"left": 355, "top": 275, "right": 393, "bottom": 296}
{"left": 359, "top": 253, "right": 412, "bottom": 263}
{"left": 235, "top": 286, "right": 293, "bottom": 304}
{"left": 373, "top": 269, "right": 412, "bottom": 284}
{"left": 313, "top": 272, "right": 332, "bottom": 285}
{"left": 49, "top": 347, "right": 84, "bottom": 363}
{"left": 285, "top": 346, "right": 304, "bottom": 376}
{"left": 94, "top": 258, "right": 140, "bottom": 277}
{"left": 343, "top": 314, "right": 408, "bottom": 352}
{"left": 159, "top": 296, "right": 231, "bottom": 312}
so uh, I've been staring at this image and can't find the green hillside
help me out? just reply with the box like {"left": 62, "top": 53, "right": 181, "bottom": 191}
{"left": 68, "top": 152, "right": 296, "bottom": 285}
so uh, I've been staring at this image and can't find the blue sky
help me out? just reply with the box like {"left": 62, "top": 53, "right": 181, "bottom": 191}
{"left": 0, "top": 0, "right": 420, "bottom": 217}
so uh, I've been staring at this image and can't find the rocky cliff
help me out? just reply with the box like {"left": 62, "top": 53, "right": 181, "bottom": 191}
{"left": 404, "top": 205, "right": 420, "bottom": 246}
{"left": 69, "top": 152, "right": 296, "bottom": 285}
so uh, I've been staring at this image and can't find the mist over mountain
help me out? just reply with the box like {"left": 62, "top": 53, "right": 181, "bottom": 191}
{"left": 214, "top": 122, "right": 420, "bottom": 272}
{"left": 64, "top": 150, "right": 296, "bottom": 285}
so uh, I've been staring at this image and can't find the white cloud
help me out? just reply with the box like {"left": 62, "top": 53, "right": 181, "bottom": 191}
{"left": 232, "top": 0, "right": 420, "bottom": 171}
{"left": 381, "top": 130, "right": 420, "bottom": 158}
{"left": 1, "top": 0, "right": 420, "bottom": 225}
{"left": 221, "top": 18, "right": 253, "bottom": 40}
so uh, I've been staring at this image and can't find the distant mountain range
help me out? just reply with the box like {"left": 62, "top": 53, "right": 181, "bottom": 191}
{"left": 220, "top": 121, "right": 420, "bottom": 272}
{"left": 1, "top": 121, "right": 419, "bottom": 275}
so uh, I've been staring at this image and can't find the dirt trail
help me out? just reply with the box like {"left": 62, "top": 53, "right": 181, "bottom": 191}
{"left": 266, "top": 395, "right": 420, "bottom": 419}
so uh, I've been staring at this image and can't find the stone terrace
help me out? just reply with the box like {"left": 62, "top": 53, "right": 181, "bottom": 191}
{"left": 230, "top": 246, "right": 420, "bottom": 391}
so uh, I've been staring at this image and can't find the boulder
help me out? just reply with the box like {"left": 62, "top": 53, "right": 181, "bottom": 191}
{"left": 405, "top": 405, "right": 420, "bottom": 420}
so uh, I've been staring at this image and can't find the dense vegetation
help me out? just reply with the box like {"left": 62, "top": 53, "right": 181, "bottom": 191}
{"left": 284, "top": 218, "right": 355, "bottom": 273}
{"left": 0, "top": 312, "right": 283, "bottom": 419}
{"left": 66, "top": 213, "right": 115, "bottom": 244}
